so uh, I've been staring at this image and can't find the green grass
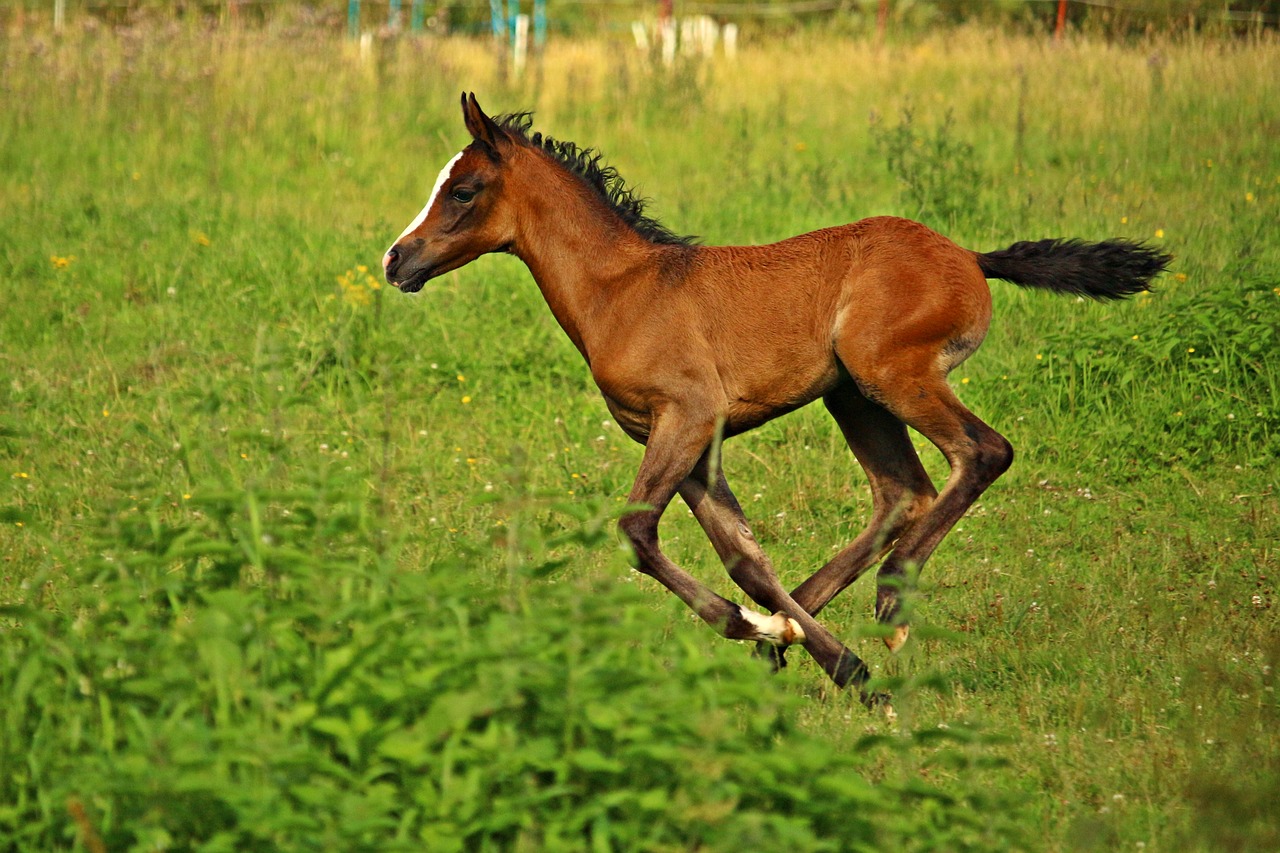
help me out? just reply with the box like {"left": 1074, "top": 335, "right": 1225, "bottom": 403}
{"left": 2, "top": 16, "right": 1278, "bottom": 852}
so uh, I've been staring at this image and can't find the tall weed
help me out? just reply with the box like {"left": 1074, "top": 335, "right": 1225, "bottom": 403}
{"left": 870, "top": 106, "right": 984, "bottom": 230}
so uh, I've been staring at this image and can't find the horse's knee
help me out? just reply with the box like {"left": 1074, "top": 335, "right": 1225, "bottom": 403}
{"left": 618, "top": 512, "right": 660, "bottom": 569}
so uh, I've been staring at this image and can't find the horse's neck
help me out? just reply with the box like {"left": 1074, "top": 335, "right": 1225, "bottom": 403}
{"left": 511, "top": 179, "right": 665, "bottom": 359}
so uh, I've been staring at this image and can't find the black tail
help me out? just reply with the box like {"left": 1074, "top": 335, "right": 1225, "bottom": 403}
{"left": 976, "top": 238, "right": 1172, "bottom": 301}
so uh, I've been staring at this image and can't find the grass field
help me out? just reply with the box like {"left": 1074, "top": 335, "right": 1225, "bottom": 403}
{"left": 2, "top": 15, "right": 1278, "bottom": 851}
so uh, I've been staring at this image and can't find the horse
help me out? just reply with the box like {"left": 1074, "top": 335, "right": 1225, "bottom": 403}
{"left": 383, "top": 93, "right": 1170, "bottom": 707}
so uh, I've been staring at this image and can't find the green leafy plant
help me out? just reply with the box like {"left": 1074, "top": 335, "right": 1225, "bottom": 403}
{"left": 870, "top": 106, "right": 985, "bottom": 229}
{"left": 1032, "top": 259, "right": 1280, "bottom": 467}
{"left": 1, "top": 473, "right": 1024, "bottom": 851}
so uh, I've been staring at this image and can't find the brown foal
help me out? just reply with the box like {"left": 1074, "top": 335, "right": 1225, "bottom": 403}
{"left": 383, "top": 94, "right": 1170, "bottom": 705}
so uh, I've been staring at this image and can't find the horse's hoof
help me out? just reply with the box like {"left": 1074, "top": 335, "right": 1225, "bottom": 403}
{"left": 863, "top": 690, "right": 895, "bottom": 718}
{"left": 884, "top": 624, "right": 910, "bottom": 653}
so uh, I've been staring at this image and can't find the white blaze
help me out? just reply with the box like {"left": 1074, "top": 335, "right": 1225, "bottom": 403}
{"left": 393, "top": 151, "right": 464, "bottom": 245}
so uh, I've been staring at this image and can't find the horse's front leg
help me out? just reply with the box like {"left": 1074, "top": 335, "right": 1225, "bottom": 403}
{"left": 676, "top": 449, "right": 883, "bottom": 704}
{"left": 618, "top": 410, "right": 804, "bottom": 648}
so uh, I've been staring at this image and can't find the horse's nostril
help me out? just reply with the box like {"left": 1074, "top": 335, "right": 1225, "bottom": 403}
{"left": 383, "top": 247, "right": 399, "bottom": 273}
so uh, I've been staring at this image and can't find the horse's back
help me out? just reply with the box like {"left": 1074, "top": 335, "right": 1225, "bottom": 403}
{"left": 690, "top": 216, "right": 988, "bottom": 340}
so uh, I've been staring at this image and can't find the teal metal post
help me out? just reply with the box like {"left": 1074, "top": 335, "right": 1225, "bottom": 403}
{"left": 489, "top": 0, "right": 505, "bottom": 38}
{"left": 347, "top": 0, "right": 360, "bottom": 38}
{"left": 411, "top": 0, "right": 425, "bottom": 32}
{"left": 506, "top": 0, "right": 519, "bottom": 45}
{"left": 533, "top": 0, "right": 546, "bottom": 46}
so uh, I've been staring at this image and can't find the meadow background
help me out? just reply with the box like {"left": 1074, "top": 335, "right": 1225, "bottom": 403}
{"left": 1, "top": 5, "right": 1278, "bottom": 851}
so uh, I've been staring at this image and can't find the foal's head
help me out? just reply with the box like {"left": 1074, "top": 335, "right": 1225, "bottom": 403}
{"left": 384, "top": 93, "right": 693, "bottom": 292}
{"left": 383, "top": 93, "right": 522, "bottom": 293}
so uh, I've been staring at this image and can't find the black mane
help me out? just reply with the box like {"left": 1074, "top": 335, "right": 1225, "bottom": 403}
{"left": 494, "top": 112, "right": 697, "bottom": 248}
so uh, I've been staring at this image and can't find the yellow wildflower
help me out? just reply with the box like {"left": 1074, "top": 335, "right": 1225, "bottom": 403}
{"left": 336, "top": 267, "right": 379, "bottom": 307}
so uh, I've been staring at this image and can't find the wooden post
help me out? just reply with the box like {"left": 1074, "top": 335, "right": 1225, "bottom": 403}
{"left": 1055, "top": 0, "right": 1068, "bottom": 41}
{"left": 877, "top": 0, "right": 889, "bottom": 44}
{"left": 659, "top": 0, "right": 675, "bottom": 66}
{"left": 513, "top": 13, "right": 529, "bottom": 74}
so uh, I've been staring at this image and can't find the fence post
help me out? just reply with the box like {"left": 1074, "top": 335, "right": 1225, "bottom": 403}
{"left": 514, "top": 13, "right": 530, "bottom": 73}
{"left": 348, "top": 0, "right": 360, "bottom": 39}
{"left": 533, "top": 0, "right": 547, "bottom": 48}
{"left": 1055, "top": 0, "right": 1068, "bottom": 41}
{"left": 490, "top": 0, "right": 506, "bottom": 38}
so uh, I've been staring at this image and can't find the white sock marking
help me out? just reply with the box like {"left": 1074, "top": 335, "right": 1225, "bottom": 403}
{"left": 739, "top": 608, "right": 805, "bottom": 646}
{"left": 393, "top": 151, "right": 464, "bottom": 246}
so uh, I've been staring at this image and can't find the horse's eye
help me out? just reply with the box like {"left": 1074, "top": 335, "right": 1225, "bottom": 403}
{"left": 451, "top": 188, "right": 476, "bottom": 204}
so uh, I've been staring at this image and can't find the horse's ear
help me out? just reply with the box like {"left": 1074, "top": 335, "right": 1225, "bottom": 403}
{"left": 461, "top": 92, "right": 507, "bottom": 159}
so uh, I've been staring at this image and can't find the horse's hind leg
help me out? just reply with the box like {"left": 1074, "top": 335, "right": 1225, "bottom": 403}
{"left": 755, "top": 384, "right": 936, "bottom": 667}
{"left": 849, "top": 361, "right": 1013, "bottom": 651}
{"left": 789, "top": 385, "right": 938, "bottom": 619}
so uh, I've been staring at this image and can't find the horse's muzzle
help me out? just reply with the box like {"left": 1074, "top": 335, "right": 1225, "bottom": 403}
{"left": 383, "top": 244, "right": 432, "bottom": 292}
